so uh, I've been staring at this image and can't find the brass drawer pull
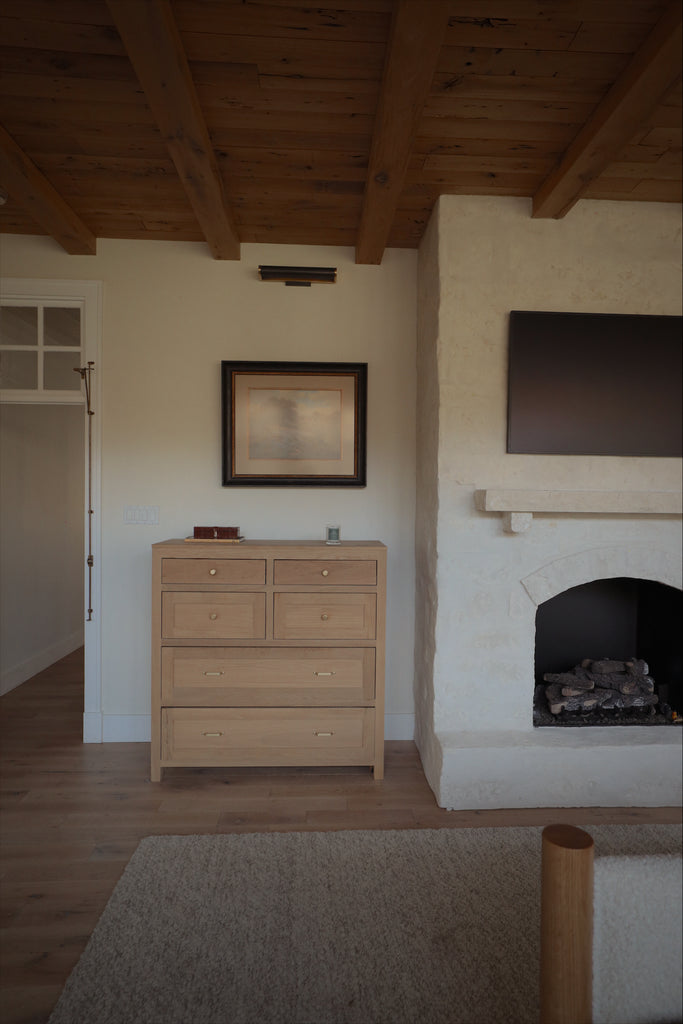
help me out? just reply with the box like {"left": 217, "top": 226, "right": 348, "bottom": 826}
{"left": 314, "top": 671, "right": 335, "bottom": 677}
{"left": 202, "top": 731, "right": 223, "bottom": 737}
{"left": 321, "top": 569, "right": 329, "bottom": 577}
{"left": 314, "top": 731, "right": 333, "bottom": 737}
{"left": 321, "top": 613, "right": 329, "bottom": 621}
{"left": 203, "top": 671, "right": 224, "bottom": 677}
{"left": 209, "top": 568, "right": 217, "bottom": 576}
{"left": 209, "top": 612, "right": 218, "bottom": 620}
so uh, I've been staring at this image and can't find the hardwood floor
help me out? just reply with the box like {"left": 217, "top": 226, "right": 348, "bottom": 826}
{"left": 1, "top": 649, "right": 680, "bottom": 1024}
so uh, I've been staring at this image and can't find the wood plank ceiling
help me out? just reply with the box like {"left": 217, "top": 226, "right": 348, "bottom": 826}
{"left": 0, "top": 0, "right": 680, "bottom": 263}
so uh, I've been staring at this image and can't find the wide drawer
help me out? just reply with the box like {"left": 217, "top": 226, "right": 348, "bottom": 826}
{"left": 161, "top": 647, "right": 375, "bottom": 706}
{"left": 161, "top": 592, "right": 266, "bottom": 639}
{"left": 161, "top": 558, "right": 265, "bottom": 585}
{"left": 161, "top": 707, "right": 375, "bottom": 766}
{"left": 273, "top": 559, "right": 376, "bottom": 586}
{"left": 274, "top": 593, "right": 376, "bottom": 640}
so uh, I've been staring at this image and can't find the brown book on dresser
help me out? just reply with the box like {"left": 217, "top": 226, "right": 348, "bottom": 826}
{"left": 151, "top": 539, "right": 387, "bottom": 781}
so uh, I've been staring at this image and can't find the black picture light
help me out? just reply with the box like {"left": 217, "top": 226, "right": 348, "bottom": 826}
{"left": 257, "top": 265, "right": 337, "bottom": 286}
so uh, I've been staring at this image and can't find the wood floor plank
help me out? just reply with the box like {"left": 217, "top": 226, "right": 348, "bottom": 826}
{"left": 2, "top": 860, "right": 131, "bottom": 885}
{"left": 0, "top": 647, "right": 679, "bottom": 1024}
{"left": 0, "top": 985, "right": 64, "bottom": 1024}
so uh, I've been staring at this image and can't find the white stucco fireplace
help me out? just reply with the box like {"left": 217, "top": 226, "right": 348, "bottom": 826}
{"left": 440, "top": 494, "right": 680, "bottom": 809}
{"left": 415, "top": 196, "right": 683, "bottom": 810}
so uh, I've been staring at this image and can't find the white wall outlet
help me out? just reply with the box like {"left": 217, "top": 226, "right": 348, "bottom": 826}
{"left": 124, "top": 505, "right": 159, "bottom": 525}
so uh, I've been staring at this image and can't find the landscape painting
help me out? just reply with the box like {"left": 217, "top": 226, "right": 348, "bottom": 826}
{"left": 247, "top": 388, "right": 342, "bottom": 461}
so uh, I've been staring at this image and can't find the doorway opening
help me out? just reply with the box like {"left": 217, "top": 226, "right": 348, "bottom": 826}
{"left": 0, "top": 279, "right": 102, "bottom": 739}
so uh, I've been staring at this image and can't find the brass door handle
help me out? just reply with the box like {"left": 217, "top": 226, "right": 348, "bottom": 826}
{"left": 314, "top": 731, "right": 333, "bottom": 737}
{"left": 321, "top": 569, "right": 329, "bottom": 577}
{"left": 321, "top": 613, "right": 329, "bottom": 621}
{"left": 209, "top": 568, "right": 217, "bottom": 576}
{"left": 203, "top": 671, "right": 224, "bottom": 677}
{"left": 314, "top": 671, "right": 335, "bottom": 677}
{"left": 202, "top": 731, "right": 223, "bottom": 737}
{"left": 209, "top": 613, "right": 218, "bottom": 620}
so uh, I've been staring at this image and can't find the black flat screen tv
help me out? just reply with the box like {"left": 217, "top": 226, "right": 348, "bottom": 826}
{"left": 507, "top": 311, "right": 682, "bottom": 456}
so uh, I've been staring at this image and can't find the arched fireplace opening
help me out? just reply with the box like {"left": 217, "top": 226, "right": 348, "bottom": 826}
{"left": 533, "top": 578, "right": 682, "bottom": 727}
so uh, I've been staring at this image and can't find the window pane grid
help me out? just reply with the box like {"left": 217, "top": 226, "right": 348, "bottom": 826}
{"left": 0, "top": 301, "right": 83, "bottom": 400}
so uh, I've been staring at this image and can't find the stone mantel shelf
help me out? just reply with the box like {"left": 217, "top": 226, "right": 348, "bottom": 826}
{"left": 474, "top": 489, "right": 683, "bottom": 533}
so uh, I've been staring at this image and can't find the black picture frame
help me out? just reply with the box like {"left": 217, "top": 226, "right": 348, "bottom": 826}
{"left": 222, "top": 361, "right": 367, "bottom": 486}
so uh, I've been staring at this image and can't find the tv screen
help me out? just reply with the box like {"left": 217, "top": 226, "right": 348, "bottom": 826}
{"left": 507, "top": 311, "right": 682, "bottom": 456}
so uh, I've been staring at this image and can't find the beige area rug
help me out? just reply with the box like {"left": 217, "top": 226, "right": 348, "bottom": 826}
{"left": 48, "top": 824, "right": 681, "bottom": 1024}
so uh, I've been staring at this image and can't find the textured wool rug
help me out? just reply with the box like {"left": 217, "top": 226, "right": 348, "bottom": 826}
{"left": 48, "top": 824, "right": 681, "bottom": 1024}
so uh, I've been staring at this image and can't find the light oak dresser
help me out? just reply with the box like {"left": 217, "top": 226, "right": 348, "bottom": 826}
{"left": 151, "top": 539, "right": 386, "bottom": 781}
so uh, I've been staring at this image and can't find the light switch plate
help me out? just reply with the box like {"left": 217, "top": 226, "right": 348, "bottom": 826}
{"left": 124, "top": 505, "right": 159, "bottom": 525}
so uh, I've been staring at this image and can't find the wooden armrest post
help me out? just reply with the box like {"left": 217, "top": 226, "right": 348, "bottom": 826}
{"left": 540, "top": 824, "right": 594, "bottom": 1024}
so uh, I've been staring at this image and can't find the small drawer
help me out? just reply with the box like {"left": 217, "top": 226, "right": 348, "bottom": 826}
{"left": 161, "top": 707, "right": 375, "bottom": 767}
{"left": 162, "top": 592, "right": 266, "bottom": 639}
{"left": 273, "top": 559, "right": 377, "bottom": 586}
{"left": 161, "top": 558, "right": 266, "bottom": 585}
{"left": 161, "top": 647, "right": 375, "bottom": 706}
{"left": 274, "top": 593, "right": 376, "bottom": 640}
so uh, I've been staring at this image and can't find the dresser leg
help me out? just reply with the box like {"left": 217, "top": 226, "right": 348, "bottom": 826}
{"left": 373, "top": 761, "right": 384, "bottom": 781}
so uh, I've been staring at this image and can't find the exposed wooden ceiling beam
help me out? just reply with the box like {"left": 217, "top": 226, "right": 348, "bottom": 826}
{"left": 533, "top": 1, "right": 682, "bottom": 219}
{"left": 355, "top": 0, "right": 450, "bottom": 265}
{"left": 107, "top": 0, "right": 240, "bottom": 260}
{"left": 0, "top": 124, "right": 96, "bottom": 255}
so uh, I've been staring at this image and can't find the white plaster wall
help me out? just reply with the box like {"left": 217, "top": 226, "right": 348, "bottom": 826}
{"left": 437, "top": 196, "right": 681, "bottom": 496}
{"left": 0, "top": 404, "right": 84, "bottom": 693}
{"left": 416, "top": 196, "right": 683, "bottom": 808}
{"left": 0, "top": 235, "right": 417, "bottom": 739}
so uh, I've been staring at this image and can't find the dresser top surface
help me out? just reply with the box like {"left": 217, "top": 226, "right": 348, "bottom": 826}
{"left": 154, "top": 539, "right": 386, "bottom": 552}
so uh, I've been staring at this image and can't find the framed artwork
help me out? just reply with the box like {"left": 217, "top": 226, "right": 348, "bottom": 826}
{"left": 221, "top": 361, "right": 367, "bottom": 486}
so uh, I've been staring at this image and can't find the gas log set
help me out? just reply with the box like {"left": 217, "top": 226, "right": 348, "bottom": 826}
{"left": 543, "top": 658, "right": 659, "bottom": 715}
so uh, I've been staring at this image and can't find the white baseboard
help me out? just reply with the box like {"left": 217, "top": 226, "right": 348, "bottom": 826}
{"left": 385, "top": 713, "right": 415, "bottom": 741}
{"left": 83, "top": 712, "right": 103, "bottom": 743}
{"left": 84, "top": 713, "right": 416, "bottom": 744}
{"left": 0, "top": 631, "right": 83, "bottom": 696}
{"left": 102, "top": 715, "right": 152, "bottom": 742}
